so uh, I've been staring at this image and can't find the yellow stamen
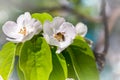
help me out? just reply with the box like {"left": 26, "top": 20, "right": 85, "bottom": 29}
{"left": 19, "top": 27, "right": 26, "bottom": 36}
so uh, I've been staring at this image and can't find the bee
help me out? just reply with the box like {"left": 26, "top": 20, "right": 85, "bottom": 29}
{"left": 54, "top": 32, "right": 65, "bottom": 42}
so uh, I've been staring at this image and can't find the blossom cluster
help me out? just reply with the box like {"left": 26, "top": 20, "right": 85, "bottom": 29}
{"left": 2, "top": 12, "right": 88, "bottom": 53}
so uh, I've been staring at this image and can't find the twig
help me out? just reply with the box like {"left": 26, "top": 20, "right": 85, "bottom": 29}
{"left": 30, "top": 6, "right": 102, "bottom": 23}
{"left": 94, "top": 0, "right": 109, "bottom": 71}
{"left": 101, "top": 0, "right": 109, "bottom": 54}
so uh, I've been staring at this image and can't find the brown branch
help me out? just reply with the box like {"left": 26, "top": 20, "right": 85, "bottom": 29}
{"left": 30, "top": 6, "right": 102, "bottom": 23}
{"left": 101, "top": 0, "right": 109, "bottom": 54}
{"left": 94, "top": 0, "right": 109, "bottom": 71}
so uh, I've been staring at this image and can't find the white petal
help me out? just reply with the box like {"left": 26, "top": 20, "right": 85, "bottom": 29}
{"left": 17, "top": 12, "right": 31, "bottom": 27}
{"left": 2, "top": 21, "right": 20, "bottom": 38}
{"left": 0, "top": 75, "right": 3, "bottom": 80}
{"left": 43, "top": 34, "right": 60, "bottom": 46}
{"left": 17, "top": 14, "right": 24, "bottom": 27}
{"left": 59, "top": 36, "right": 73, "bottom": 48}
{"left": 43, "top": 21, "right": 54, "bottom": 36}
{"left": 55, "top": 22, "right": 76, "bottom": 50}
{"left": 33, "top": 20, "right": 42, "bottom": 34}
{"left": 43, "top": 34, "right": 50, "bottom": 44}
{"left": 58, "top": 22, "right": 76, "bottom": 39}
{"left": 55, "top": 22, "right": 76, "bottom": 51}
{"left": 6, "top": 37, "right": 22, "bottom": 43}
{"left": 22, "top": 32, "right": 35, "bottom": 42}
{"left": 75, "top": 22, "right": 87, "bottom": 37}
{"left": 56, "top": 47, "right": 65, "bottom": 54}
{"left": 24, "top": 12, "right": 31, "bottom": 20}
{"left": 52, "top": 17, "right": 65, "bottom": 32}
{"left": 25, "top": 17, "right": 36, "bottom": 29}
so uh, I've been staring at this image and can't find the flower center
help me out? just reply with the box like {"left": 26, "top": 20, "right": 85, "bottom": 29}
{"left": 54, "top": 32, "right": 65, "bottom": 42}
{"left": 19, "top": 27, "right": 27, "bottom": 36}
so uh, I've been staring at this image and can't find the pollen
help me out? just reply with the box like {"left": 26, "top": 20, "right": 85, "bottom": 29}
{"left": 19, "top": 27, "right": 27, "bottom": 36}
{"left": 54, "top": 32, "right": 65, "bottom": 42}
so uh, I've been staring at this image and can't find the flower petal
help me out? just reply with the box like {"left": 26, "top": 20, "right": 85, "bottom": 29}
{"left": 58, "top": 22, "right": 76, "bottom": 39}
{"left": 6, "top": 37, "right": 22, "bottom": 43}
{"left": 24, "top": 12, "right": 31, "bottom": 21}
{"left": 43, "top": 34, "right": 60, "bottom": 46}
{"left": 57, "top": 22, "right": 76, "bottom": 51}
{"left": 56, "top": 47, "right": 65, "bottom": 54}
{"left": 52, "top": 17, "right": 65, "bottom": 33}
{"left": 59, "top": 36, "right": 73, "bottom": 48}
{"left": 33, "top": 20, "right": 42, "bottom": 34}
{"left": 22, "top": 32, "right": 35, "bottom": 42}
{"left": 43, "top": 21, "right": 54, "bottom": 36}
{"left": 75, "top": 22, "right": 87, "bottom": 37}
{"left": 2, "top": 21, "right": 20, "bottom": 38}
{"left": 17, "top": 12, "right": 31, "bottom": 27}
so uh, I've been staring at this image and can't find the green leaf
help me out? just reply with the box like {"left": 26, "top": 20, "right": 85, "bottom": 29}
{"left": 0, "top": 42, "right": 16, "bottom": 80}
{"left": 17, "top": 61, "right": 25, "bottom": 80}
{"left": 67, "top": 37, "right": 99, "bottom": 80}
{"left": 73, "top": 36, "right": 94, "bottom": 58}
{"left": 19, "top": 37, "right": 52, "bottom": 80}
{"left": 62, "top": 51, "right": 78, "bottom": 80}
{"left": 56, "top": 54, "right": 67, "bottom": 78}
{"left": 49, "top": 48, "right": 67, "bottom": 80}
{"left": 15, "top": 43, "right": 23, "bottom": 56}
{"left": 32, "top": 13, "right": 53, "bottom": 24}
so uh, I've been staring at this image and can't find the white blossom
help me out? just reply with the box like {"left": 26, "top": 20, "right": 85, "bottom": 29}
{"left": 75, "top": 22, "right": 93, "bottom": 47}
{"left": 43, "top": 17, "right": 76, "bottom": 53}
{"left": 2, "top": 12, "right": 42, "bottom": 43}
{"left": 75, "top": 22, "right": 87, "bottom": 37}
{"left": 0, "top": 75, "right": 3, "bottom": 80}
{"left": 65, "top": 78, "right": 74, "bottom": 80}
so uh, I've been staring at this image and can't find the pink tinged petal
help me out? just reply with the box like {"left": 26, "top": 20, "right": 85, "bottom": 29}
{"left": 75, "top": 22, "right": 87, "bottom": 37}
{"left": 43, "top": 21, "right": 54, "bottom": 36}
{"left": 2, "top": 21, "right": 20, "bottom": 38}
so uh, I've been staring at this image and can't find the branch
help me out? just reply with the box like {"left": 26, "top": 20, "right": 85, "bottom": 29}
{"left": 101, "top": 0, "right": 109, "bottom": 54}
{"left": 94, "top": 0, "right": 109, "bottom": 71}
{"left": 30, "top": 6, "right": 102, "bottom": 23}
